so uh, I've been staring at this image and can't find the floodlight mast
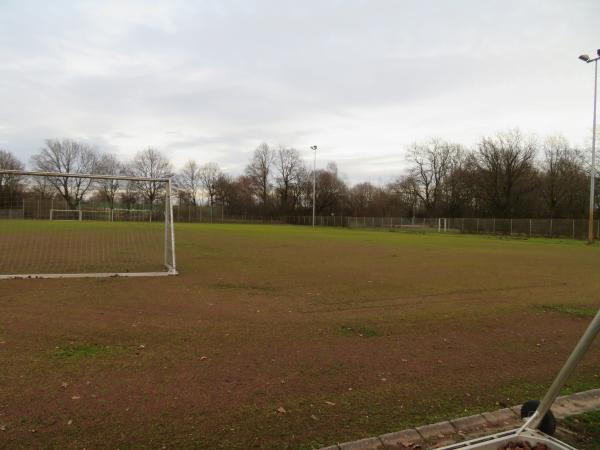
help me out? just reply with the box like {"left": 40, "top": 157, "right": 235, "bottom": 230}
{"left": 310, "top": 145, "right": 317, "bottom": 227}
{"left": 579, "top": 49, "right": 600, "bottom": 244}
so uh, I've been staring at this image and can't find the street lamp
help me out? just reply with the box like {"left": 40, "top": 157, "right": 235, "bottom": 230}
{"left": 310, "top": 145, "right": 317, "bottom": 227}
{"left": 579, "top": 49, "right": 600, "bottom": 243}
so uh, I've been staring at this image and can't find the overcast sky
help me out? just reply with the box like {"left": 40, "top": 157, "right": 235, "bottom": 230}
{"left": 1, "top": 0, "right": 598, "bottom": 183}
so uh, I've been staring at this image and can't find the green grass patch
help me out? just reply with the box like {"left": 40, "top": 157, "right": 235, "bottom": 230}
{"left": 558, "top": 377, "right": 600, "bottom": 396}
{"left": 339, "top": 324, "right": 379, "bottom": 338}
{"left": 537, "top": 303, "right": 597, "bottom": 318}
{"left": 209, "top": 281, "right": 276, "bottom": 292}
{"left": 559, "top": 410, "right": 600, "bottom": 449}
{"left": 489, "top": 375, "right": 600, "bottom": 408}
{"left": 54, "top": 344, "right": 113, "bottom": 359}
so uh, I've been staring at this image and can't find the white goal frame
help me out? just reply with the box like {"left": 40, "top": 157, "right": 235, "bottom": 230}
{"left": 0, "top": 169, "right": 178, "bottom": 279}
{"left": 50, "top": 209, "right": 83, "bottom": 221}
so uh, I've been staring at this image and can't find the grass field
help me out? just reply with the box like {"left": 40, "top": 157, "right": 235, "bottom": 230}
{"left": 0, "top": 220, "right": 166, "bottom": 275}
{"left": 0, "top": 223, "right": 599, "bottom": 449}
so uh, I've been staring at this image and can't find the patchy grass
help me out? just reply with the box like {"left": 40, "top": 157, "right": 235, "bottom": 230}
{"left": 209, "top": 281, "right": 276, "bottom": 292}
{"left": 339, "top": 324, "right": 379, "bottom": 338}
{"left": 0, "top": 223, "right": 599, "bottom": 449}
{"left": 558, "top": 410, "right": 600, "bottom": 449}
{"left": 536, "top": 303, "right": 597, "bottom": 318}
{"left": 54, "top": 344, "right": 114, "bottom": 359}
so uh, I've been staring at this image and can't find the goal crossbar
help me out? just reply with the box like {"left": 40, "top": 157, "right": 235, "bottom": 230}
{"left": 0, "top": 169, "right": 170, "bottom": 182}
{"left": 0, "top": 169, "right": 178, "bottom": 279}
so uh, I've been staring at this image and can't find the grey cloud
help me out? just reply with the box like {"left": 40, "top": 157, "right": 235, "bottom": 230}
{"left": 1, "top": 0, "right": 599, "bottom": 182}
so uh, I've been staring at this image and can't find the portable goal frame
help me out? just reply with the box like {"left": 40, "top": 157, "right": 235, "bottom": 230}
{"left": 0, "top": 169, "right": 177, "bottom": 279}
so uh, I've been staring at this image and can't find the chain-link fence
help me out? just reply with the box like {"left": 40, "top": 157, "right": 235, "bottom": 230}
{"left": 6, "top": 196, "right": 596, "bottom": 240}
{"left": 285, "top": 215, "right": 599, "bottom": 240}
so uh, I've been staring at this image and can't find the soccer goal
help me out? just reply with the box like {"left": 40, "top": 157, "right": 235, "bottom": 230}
{"left": 50, "top": 209, "right": 83, "bottom": 221}
{"left": 0, "top": 170, "right": 177, "bottom": 279}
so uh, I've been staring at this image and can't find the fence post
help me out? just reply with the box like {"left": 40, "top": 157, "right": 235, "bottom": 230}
{"left": 529, "top": 219, "right": 532, "bottom": 237}
{"left": 510, "top": 219, "right": 513, "bottom": 235}
{"left": 493, "top": 218, "right": 496, "bottom": 234}
{"left": 572, "top": 219, "right": 575, "bottom": 239}
{"left": 550, "top": 219, "right": 553, "bottom": 238}
{"left": 476, "top": 218, "right": 479, "bottom": 233}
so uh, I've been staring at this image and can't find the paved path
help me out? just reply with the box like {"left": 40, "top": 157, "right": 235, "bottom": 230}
{"left": 319, "top": 388, "right": 600, "bottom": 450}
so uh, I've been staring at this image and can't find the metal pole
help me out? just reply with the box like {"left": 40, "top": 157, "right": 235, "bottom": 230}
{"left": 521, "top": 308, "right": 600, "bottom": 432}
{"left": 312, "top": 146, "right": 317, "bottom": 228}
{"left": 588, "top": 59, "right": 598, "bottom": 243}
{"left": 164, "top": 184, "right": 169, "bottom": 268}
{"left": 169, "top": 181, "right": 177, "bottom": 272}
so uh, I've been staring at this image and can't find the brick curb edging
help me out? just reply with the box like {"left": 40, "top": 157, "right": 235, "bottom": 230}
{"left": 319, "top": 388, "right": 600, "bottom": 450}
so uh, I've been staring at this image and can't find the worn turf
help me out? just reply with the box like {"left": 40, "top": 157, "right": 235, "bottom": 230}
{"left": 558, "top": 410, "right": 600, "bottom": 449}
{"left": 0, "top": 223, "right": 599, "bottom": 449}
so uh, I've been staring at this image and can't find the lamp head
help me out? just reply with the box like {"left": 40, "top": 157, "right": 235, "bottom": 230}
{"left": 579, "top": 54, "right": 591, "bottom": 62}
{"left": 597, "top": 49, "right": 600, "bottom": 57}
{"left": 310, "top": 145, "right": 317, "bottom": 150}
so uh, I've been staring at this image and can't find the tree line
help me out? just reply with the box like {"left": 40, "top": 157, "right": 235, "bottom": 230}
{"left": 0, "top": 130, "right": 597, "bottom": 219}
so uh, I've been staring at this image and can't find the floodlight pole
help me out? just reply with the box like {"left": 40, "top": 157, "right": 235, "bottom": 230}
{"left": 579, "top": 51, "right": 599, "bottom": 243}
{"left": 310, "top": 145, "right": 317, "bottom": 227}
{"left": 591, "top": 58, "right": 598, "bottom": 243}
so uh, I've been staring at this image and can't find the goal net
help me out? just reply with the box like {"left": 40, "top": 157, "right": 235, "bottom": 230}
{"left": 0, "top": 170, "right": 177, "bottom": 278}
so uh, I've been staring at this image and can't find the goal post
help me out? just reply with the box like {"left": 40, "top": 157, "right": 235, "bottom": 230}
{"left": 0, "top": 169, "right": 177, "bottom": 279}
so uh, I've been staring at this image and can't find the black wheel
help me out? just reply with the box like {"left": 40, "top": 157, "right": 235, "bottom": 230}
{"left": 520, "top": 400, "right": 556, "bottom": 435}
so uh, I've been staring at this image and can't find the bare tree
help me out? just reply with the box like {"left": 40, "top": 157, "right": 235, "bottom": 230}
{"left": 215, "top": 172, "right": 233, "bottom": 211}
{"left": 178, "top": 160, "right": 202, "bottom": 206}
{"left": 314, "top": 162, "right": 348, "bottom": 215}
{"left": 406, "top": 138, "right": 461, "bottom": 216}
{"left": 96, "top": 153, "right": 123, "bottom": 208}
{"left": 120, "top": 181, "right": 140, "bottom": 209}
{"left": 390, "top": 175, "right": 420, "bottom": 218}
{"left": 539, "top": 136, "right": 587, "bottom": 218}
{"left": 31, "top": 139, "right": 99, "bottom": 209}
{"left": 245, "top": 142, "right": 275, "bottom": 210}
{"left": 349, "top": 182, "right": 376, "bottom": 215}
{"left": 0, "top": 149, "right": 25, "bottom": 207}
{"left": 198, "top": 162, "right": 222, "bottom": 207}
{"left": 274, "top": 146, "right": 303, "bottom": 212}
{"left": 128, "top": 148, "right": 173, "bottom": 205}
{"left": 474, "top": 130, "right": 537, "bottom": 217}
